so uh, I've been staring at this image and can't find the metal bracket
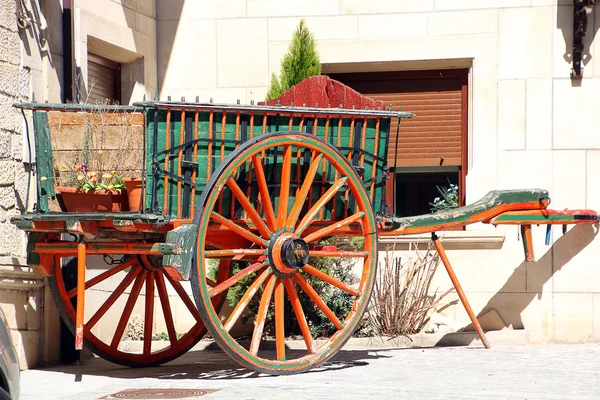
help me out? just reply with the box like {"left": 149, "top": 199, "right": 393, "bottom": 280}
{"left": 572, "top": 0, "right": 598, "bottom": 79}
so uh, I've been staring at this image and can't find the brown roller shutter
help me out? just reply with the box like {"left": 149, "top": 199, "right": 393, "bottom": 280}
{"left": 328, "top": 70, "right": 467, "bottom": 168}
{"left": 87, "top": 53, "right": 121, "bottom": 104}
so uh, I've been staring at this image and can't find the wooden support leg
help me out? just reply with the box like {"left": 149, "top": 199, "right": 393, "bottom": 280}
{"left": 431, "top": 233, "right": 491, "bottom": 349}
{"left": 75, "top": 239, "right": 86, "bottom": 350}
{"left": 520, "top": 224, "right": 535, "bottom": 262}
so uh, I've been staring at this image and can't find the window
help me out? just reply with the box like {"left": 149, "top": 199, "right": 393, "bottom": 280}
{"left": 87, "top": 52, "right": 121, "bottom": 104}
{"left": 328, "top": 69, "right": 468, "bottom": 217}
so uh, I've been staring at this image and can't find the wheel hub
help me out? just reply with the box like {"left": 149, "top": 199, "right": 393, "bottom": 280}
{"left": 268, "top": 232, "right": 309, "bottom": 274}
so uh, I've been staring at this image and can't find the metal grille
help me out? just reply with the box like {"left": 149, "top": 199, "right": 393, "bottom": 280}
{"left": 102, "top": 388, "right": 219, "bottom": 399}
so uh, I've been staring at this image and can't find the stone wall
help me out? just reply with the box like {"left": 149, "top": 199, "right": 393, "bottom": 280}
{"left": 157, "top": 0, "right": 600, "bottom": 344}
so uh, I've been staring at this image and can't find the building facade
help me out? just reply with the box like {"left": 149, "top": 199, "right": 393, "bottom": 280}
{"left": 1, "top": 0, "right": 599, "bottom": 369}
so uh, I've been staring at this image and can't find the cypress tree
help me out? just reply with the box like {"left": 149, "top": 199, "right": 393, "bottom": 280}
{"left": 266, "top": 19, "right": 321, "bottom": 100}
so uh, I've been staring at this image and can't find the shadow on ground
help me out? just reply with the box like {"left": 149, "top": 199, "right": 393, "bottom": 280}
{"left": 39, "top": 346, "right": 394, "bottom": 381}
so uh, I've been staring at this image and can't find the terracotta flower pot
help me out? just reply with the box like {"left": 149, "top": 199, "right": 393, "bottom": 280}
{"left": 123, "top": 178, "right": 143, "bottom": 211}
{"left": 56, "top": 186, "right": 129, "bottom": 212}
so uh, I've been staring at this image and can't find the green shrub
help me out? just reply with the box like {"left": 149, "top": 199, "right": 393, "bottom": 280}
{"left": 266, "top": 19, "right": 321, "bottom": 100}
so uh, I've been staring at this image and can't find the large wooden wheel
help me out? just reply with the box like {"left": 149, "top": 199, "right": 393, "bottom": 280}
{"left": 191, "top": 131, "right": 378, "bottom": 375}
{"left": 48, "top": 251, "right": 230, "bottom": 367}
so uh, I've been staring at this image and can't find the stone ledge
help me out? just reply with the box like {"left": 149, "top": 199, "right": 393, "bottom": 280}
{"left": 118, "top": 330, "right": 527, "bottom": 354}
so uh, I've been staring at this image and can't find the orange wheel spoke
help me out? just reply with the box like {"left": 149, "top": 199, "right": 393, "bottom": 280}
{"left": 303, "top": 212, "right": 365, "bottom": 244}
{"left": 294, "top": 273, "right": 342, "bottom": 330}
{"left": 277, "top": 145, "right": 292, "bottom": 229}
{"left": 209, "top": 261, "right": 267, "bottom": 297}
{"left": 86, "top": 265, "right": 142, "bottom": 330}
{"left": 206, "top": 277, "right": 218, "bottom": 287}
{"left": 210, "top": 212, "right": 267, "bottom": 247}
{"left": 163, "top": 271, "right": 203, "bottom": 322}
{"left": 226, "top": 178, "right": 272, "bottom": 238}
{"left": 283, "top": 278, "right": 314, "bottom": 353}
{"left": 67, "top": 258, "right": 135, "bottom": 299}
{"left": 310, "top": 250, "right": 368, "bottom": 258}
{"left": 252, "top": 154, "right": 277, "bottom": 231}
{"left": 295, "top": 177, "right": 348, "bottom": 236}
{"left": 274, "top": 278, "right": 285, "bottom": 361}
{"left": 285, "top": 154, "right": 323, "bottom": 230}
{"left": 155, "top": 271, "right": 178, "bottom": 347}
{"left": 204, "top": 249, "right": 264, "bottom": 259}
{"left": 302, "top": 264, "right": 358, "bottom": 297}
{"left": 143, "top": 273, "right": 155, "bottom": 356}
{"left": 224, "top": 269, "right": 272, "bottom": 332}
{"left": 111, "top": 270, "right": 148, "bottom": 349}
{"left": 249, "top": 274, "right": 276, "bottom": 355}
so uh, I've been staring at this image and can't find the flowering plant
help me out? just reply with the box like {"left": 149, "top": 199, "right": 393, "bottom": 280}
{"left": 72, "top": 163, "right": 125, "bottom": 193}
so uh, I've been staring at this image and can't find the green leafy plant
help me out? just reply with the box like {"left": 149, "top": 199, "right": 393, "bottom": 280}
{"left": 430, "top": 180, "right": 459, "bottom": 213}
{"left": 266, "top": 19, "right": 321, "bottom": 100}
{"left": 68, "top": 163, "right": 125, "bottom": 192}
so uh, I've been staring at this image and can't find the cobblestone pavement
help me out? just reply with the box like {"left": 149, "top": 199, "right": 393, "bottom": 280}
{"left": 21, "top": 343, "right": 600, "bottom": 399}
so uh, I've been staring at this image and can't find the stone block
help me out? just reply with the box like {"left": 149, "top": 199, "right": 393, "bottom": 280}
{"left": 158, "top": 0, "right": 245, "bottom": 20}
{"left": 498, "top": 79, "right": 526, "bottom": 150}
{"left": 246, "top": 87, "right": 268, "bottom": 104}
{"left": 268, "top": 16, "right": 358, "bottom": 42}
{"left": 137, "top": 0, "right": 155, "bottom": 18}
{"left": 0, "top": 186, "right": 14, "bottom": 210}
{"left": 435, "top": 0, "right": 530, "bottom": 10}
{"left": 0, "top": 27, "right": 21, "bottom": 65}
{"left": 519, "top": 291, "right": 554, "bottom": 343}
{"left": 216, "top": 19, "right": 268, "bottom": 88}
{"left": 428, "top": 10, "right": 498, "bottom": 36}
{"left": 0, "top": 161, "right": 14, "bottom": 185}
{"left": 452, "top": 293, "right": 531, "bottom": 331}
{"left": 499, "top": 7, "right": 553, "bottom": 79}
{"left": 553, "top": 293, "right": 593, "bottom": 342}
{"left": 0, "top": 220, "right": 26, "bottom": 256}
{"left": 0, "top": 0, "right": 17, "bottom": 32}
{"left": 76, "top": 0, "right": 107, "bottom": 18}
{"left": 0, "top": 292, "right": 27, "bottom": 329}
{"left": 586, "top": 150, "right": 600, "bottom": 211}
{"left": 10, "top": 329, "right": 39, "bottom": 370}
{"left": 317, "top": 34, "right": 498, "bottom": 66}
{"left": 0, "top": 63, "right": 23, "bottom": 97}
{"left": 0, "top": 132, "right": 10, "bottom": 158}
{"left": 135, "top": 12, "right": 155, "bottom": 36}
{"left": 26, "top": 291, "right": 40, "bottom": 331}
{"left": 498, "top": 150, "right": 552, "bottom": 191}
{"left": 248, "top": 0, "right": 339, "bottom": 17}
{"left": 341, "top": 0, "right": 434, "bottom": 14}
{"left": 525, "top": 79, "right": 552, "bottom": 150}
{"left": 551, "top": 150, "right": 586, "bottom": 210}
{"left": 158, "top": 19, "right": 217, "bottom": 91}
{"left": 358, "top": 14, "right": 428, "bottom": 39}
{"left": 554, "top": 6, "right": 594, "bottom": 78}
{"left": 0, "top": 94, "right": 21, "bottom": 132}
{"left": 553, "top": 79, "right": 600, "bottom": 149}
{"left": 106, "top": 0, "right": 136, "bottom": 28}
{"left": 552, "top": 224, "right": 600, "bottom": 293}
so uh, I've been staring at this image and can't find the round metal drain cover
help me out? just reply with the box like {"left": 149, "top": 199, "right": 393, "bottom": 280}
{"left": 108, "top": 388, "right": 218, "bottom": 399}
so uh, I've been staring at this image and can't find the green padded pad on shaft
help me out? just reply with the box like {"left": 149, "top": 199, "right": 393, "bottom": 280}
{"left": 383, "top": 189, "right": 550, "bottom": 231}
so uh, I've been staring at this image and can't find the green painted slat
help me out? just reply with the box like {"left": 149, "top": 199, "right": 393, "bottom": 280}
{"left": 143, "top": 107, "right": 396, "bottom": 219}
{"left": 33, "top": 111, "right": 55, "bottom": 212}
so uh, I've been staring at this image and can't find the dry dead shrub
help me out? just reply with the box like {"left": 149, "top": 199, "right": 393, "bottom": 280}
{"left": 367, "top": 240, "right": 454, "bottom": 337}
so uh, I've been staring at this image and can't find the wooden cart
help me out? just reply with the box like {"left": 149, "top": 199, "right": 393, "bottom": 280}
{"left": 10, "top": 77, "right": 598, "bottom": 375}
